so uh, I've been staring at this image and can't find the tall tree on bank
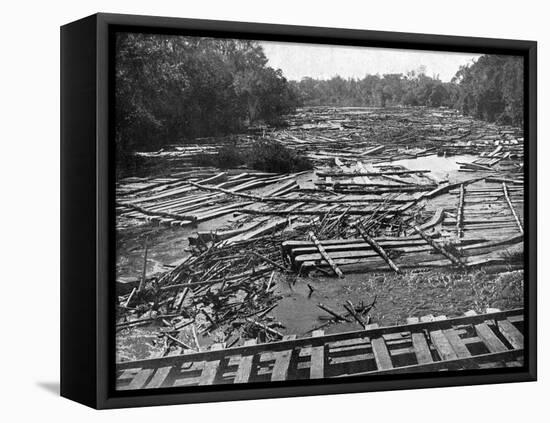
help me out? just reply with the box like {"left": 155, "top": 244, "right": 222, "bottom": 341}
{"left": 115, "top": 34, "right": 299, "bottom": 153}
{"left": 452, "top": 55, "right": 523, "bottom": 127}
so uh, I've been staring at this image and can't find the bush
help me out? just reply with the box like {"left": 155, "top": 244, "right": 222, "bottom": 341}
{"left": 193, "top": 140, "right": 312, "bottom": 173}
{"left": 216, "top": 144, "right": 246, "bottom": 168}
{"left": 247, "top": 141, "right": 312, "bottom": 173}
{"left": 194, "top": 144, "right": 245, "bottom": 168}
{"left": 194, "top": 152, "right": 217, "bottom": 167}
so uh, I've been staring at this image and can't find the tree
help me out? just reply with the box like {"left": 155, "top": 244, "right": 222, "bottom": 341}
{"left": 115, "top": 34, "right": 299, "bottom": 154}
{"left": 452, "top": 55, "right": 523, "bottom": 126}
{"left": 291, "top": 55, "right": 523, "bottom": 128}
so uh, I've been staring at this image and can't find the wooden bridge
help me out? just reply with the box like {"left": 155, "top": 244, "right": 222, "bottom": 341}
{"left": 116, "top": 308, "right": 524, "bottom": 390}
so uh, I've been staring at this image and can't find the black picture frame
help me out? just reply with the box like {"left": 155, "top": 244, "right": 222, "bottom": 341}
{"left": 60, "top": 12, "right": 537, "bottom": 409}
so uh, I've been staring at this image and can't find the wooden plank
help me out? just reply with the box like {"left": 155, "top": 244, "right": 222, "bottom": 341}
{"left": 271, "top": 349, "right": 293, "bottom": 381}
{"left": 422, "top": 315, "right": 458, "bottom": 361}
{"left": 436, "top": 315, "right": 471, "bottom": 359}
{"left": 464, "top": 311, "right": 508, "bottom": 353}
{"left": 475, "top": 325, "right": 508, "bottom": 353}
{"left": 290, "top": 239, "right": 435, "bottom": 257}
{"left": 358, "top": 348, "right": 524, "bottom": 375}
{"left": 369, "top": 324, "right": 393, "bottom": 370}
{"left": 146, "top": 349, "right": 184, "bottom": 389}
{"left": 293, "top": 244, "right": 432, "bottom": 263}
{"left": 118, "top": 309, "right": 524, "bottom": 371}
{"left": 283, "top": 235, "right": 429, "bottom": 250}
{"left": 406, "top": 317, "right": 433, "bottom": 365}
{"left": 418, "top": 207, "right": 445, "bottom": 232}
{"left": 233, "top": 339, "right": 257, "bottom": 384}
{"left": 371, "top": 337, "right": 393, "bottom": 370}
{"left": 497, "top": 320, "right": 524, "bottom": 350}
{"left": 224, "top": 218, "right": 289, "bottom": 244}
{"left": 310, "top": 330, "right": 325, "bottom": 379}
{"left": 198, "top": 343, "right": 223, "bottom": 386}
{"left": 127, "top": 368, "right": 153, "bottom": 390}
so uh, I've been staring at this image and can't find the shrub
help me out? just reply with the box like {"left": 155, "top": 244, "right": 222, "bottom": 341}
{"left": 216, "top": 144, "right": 246, "bottom": 168}
{"left": 247, "top": 141, "right": 312, "bottom": 173}
{"left": 194, "top": 140, "right": 312, "bottom": 173}
{"left": 194, "top": 152, "right": 217, "bottom": 167}
{"left": 194, "top": 144, "right": 245, "bottom": 168}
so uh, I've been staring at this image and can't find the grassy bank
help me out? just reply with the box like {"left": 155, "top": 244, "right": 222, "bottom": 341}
{"left": 273, "top": 269, "right": 524, "bottom": 334}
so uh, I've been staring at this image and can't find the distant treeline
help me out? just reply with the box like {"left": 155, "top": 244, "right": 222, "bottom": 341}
{"left": 115, "top": 34, "right": 299, "bottom": 153}
{"left": 116, "top": 34, "right": 524, "bottom": 154}
{"left": 292, "top": 55, "right": 523, "bottom": 127}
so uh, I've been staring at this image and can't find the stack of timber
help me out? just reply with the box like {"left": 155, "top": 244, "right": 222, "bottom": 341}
{"left": 282, "top": 232, "right": 522, "bottom": 275}
{"left": 116, "top": 307, "right": 524, "bottom": 389}
{"left": 281, "top": 177, "right": 524, "bottom": 275}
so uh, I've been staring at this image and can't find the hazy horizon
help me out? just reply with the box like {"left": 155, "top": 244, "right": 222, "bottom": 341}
{"left": 260, "top": 41, "right": 482, "bottom": 82}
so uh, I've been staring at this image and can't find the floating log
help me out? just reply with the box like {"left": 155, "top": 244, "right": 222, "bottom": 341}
{"left": 502, "top": 183, "right": 524, "bottom": 234}
{"left": 360, "top": 145, "right": 385, "bottom": 156}
{"left": 250, "top": 251, "right": 288, "bottom": 273}
{"left": 317, "top": 303, "right": 350, "bottom": 322}
{"left": 343, "top": 302, "right": 366, "bottom": 328}
{"left": 355, "top": 225, "right": 402, "bottom": 274}
{"left": 421, "top": 178, "right": 482, "bottom": 200}
{"left": 412, "top": 225, "right": 464, "bottom": 267}
{"left": 309, "top": 231, "right": 344, "bottom": 278}
{"left": 239, "top": 207, "right": 402, "bottom": 217}
{"left": 457, "top": 161, "right": 495, "bottom": 172}
{"left": 190, "top": 180, "right": 410, "bottom": 204}
{"left": 485, "top": 177, "right": 523, "bottom": 185}
{"left": 316, "top": 169, "right": 431, "bottom": 177}
{"left": 222, "top": 218, "right": 289, "bottom": 245}
{"left": 456, "top": 184, "right": 465, "bottom": 238}
{"left": 138, "top": 240, "right": 149, "bottom": 293}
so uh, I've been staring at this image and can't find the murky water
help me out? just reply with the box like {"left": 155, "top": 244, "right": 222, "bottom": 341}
{"left": 116, "top": 214, "right": 236, "bottom": 280}
{"left": 272, "top": 269, "right": 524, "bottom": 337}
{"left": 381, "top": 154, "right": 477, "bottom": 183}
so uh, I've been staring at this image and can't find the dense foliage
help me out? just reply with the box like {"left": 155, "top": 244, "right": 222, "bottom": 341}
{"left": 292, "top": 70, "right": 457, "bottom": 108}
{"left": 452, "top": 55, "right": 523, "bottom": 126}
{"left": 248, "top": 141, "right": 312, "bottom": 173}
{"left": 115, "top": 34, "right": 299, "bottom": 153}
{"left": 195, "top": 141, "right": 313, "bottom": 173}
{"left": 292, "top": 55, "right": 524, "bottom": 127}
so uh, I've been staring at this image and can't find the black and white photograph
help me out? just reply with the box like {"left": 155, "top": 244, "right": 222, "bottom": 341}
{"left": 114, "top": 32, "right": 526, "bottom": 390}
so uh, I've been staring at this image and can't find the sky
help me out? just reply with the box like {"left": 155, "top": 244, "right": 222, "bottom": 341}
{"left": 260, "top": 41, "right": 482, "bottom": 82}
